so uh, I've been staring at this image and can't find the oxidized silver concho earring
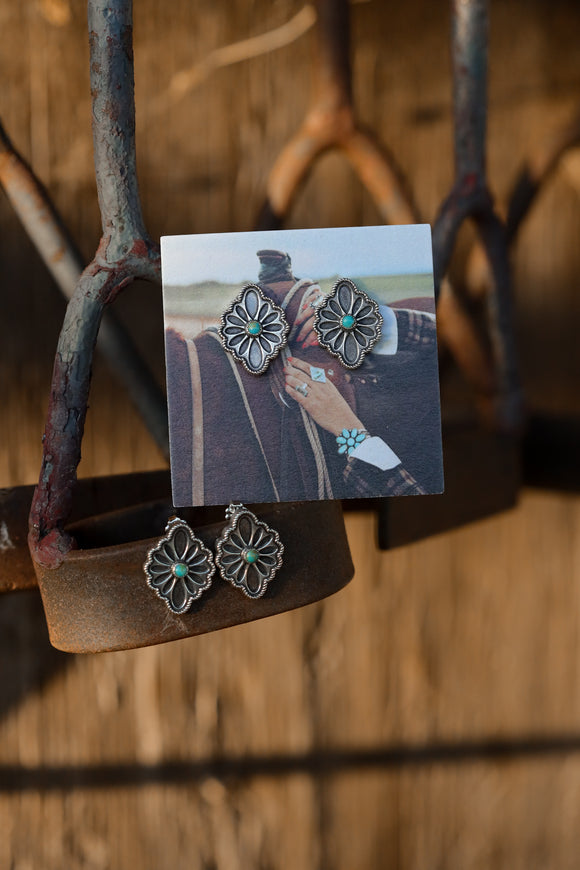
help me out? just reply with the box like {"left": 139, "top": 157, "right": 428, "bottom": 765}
{"left": 144, "top": 517, "right": 215, "bottom": 614}
{"left": 215, "top": 504, "right": 284, "bottom": 599}
{"left": 219, "top": 284, "right": 289, "bottom": 375}
{"left": 313, "top": 278, "right": 382, "bottom": 369}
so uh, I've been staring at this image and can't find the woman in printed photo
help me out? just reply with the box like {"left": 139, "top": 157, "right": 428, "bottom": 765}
{"left": 165, "top": 248, "right": 442, "bottom": 506}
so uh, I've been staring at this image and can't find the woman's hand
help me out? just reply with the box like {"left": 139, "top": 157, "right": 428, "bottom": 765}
{"left": 293, "top": 286, "right": 323, "bottom": 349}
{"left": 284, "top": 356, "right": 364, "bottom": 436}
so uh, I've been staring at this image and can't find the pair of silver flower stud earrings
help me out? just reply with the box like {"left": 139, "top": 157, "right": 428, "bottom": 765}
{"left": 143, "top": 504, "right": 284, "bottom": 614}
{"left": 219, "top": 277, "right": 383, "bottom": 375}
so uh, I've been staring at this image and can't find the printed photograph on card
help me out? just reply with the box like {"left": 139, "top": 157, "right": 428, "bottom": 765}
{"left": 161, "top": 224, "right": 444, "bottom": 507}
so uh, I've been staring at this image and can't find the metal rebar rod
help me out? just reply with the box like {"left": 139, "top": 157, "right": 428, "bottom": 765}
{"left": 432, "top": 0, "right": 491, "bottom": 285}
{"left": 88, "top": 1, "right": 149, "bottom": 256}
{"left": 452, "top": 0, "right": 487, "bottom": 182}
{"left": 0, "top": 120, "right": 84, "bottom": 295}
{"left": 431, "top": 0, "right": 522, "bottom": 430}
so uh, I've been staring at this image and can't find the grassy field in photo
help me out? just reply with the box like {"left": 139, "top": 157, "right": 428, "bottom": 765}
{"left": 164, "top": 273, "right": 434, "bottom": 319}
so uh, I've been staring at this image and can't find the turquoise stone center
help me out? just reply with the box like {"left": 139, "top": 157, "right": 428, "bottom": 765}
{"left": 244, "top": 548, "right": 260, "bottom": 564}
{"left": 173, "top": 561, "right": 189, "bottom": 578}
{"left": 341, "top": 314, "right": 356, "bottom": 329}
{"left": 246, "top": 320, "right": 262, "bottom": 336}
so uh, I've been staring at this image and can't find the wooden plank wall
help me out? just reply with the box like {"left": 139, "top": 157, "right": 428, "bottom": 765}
{"left": 1, "top": 0, "right": 580, "bottom": 867}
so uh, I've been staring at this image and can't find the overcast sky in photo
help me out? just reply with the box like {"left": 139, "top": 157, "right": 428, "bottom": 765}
{"left": 161, "top": 225, "right": 433, "bottom": 287}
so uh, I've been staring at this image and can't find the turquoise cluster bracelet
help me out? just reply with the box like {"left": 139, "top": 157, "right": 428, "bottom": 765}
{"left": 336, "top": 427, "right": 370, "bottom": 456}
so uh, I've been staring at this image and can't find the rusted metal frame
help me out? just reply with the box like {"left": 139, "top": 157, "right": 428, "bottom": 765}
{"left": 0, "top": 120, "right": 169, "bottom": 458}
{"left": 29, "top": 0, "right": 160, "bottom": 568}
{"left": 255, "top": 0, "right": 417, "bottom": 229}
{"left": 504, "top": 109, "right": 580, "bottom": 244}
{"left": 256, "top": 0, "right": 494, "bottom": 408}
{"left": 433, "top": 0, "right": 522, "bottom": 430}
{"left": 464, "top": 108, "right": 580, "bottom": 299}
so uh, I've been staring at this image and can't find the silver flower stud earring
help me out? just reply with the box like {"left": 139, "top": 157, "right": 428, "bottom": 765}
{"left": 313, "top": 278, "right": 382, "bottom": 369}
{"left": 219, "top": 284, "right": 289, "bottom": 375}
{"left": 215, "top": 504, "right": 284, "bottom": 599}
{"left": 144, "top": 517, "right": 215, "bottom": 614}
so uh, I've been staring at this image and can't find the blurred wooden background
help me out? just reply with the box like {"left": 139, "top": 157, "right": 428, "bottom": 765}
{"left": 1, "top": 0, "right": 580, "bottom": 867}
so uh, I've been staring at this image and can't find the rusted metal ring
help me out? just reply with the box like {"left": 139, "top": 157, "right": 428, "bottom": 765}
{"left": 35, "top": 500, "right": 353, "bottom": 653}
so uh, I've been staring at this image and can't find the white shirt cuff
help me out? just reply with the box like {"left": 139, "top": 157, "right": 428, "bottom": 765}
{"left": 349, "top": 436, "right": 401, "bottom": 471}
{"left": 373, "top": 305, "right": 398, "bottom": 356}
